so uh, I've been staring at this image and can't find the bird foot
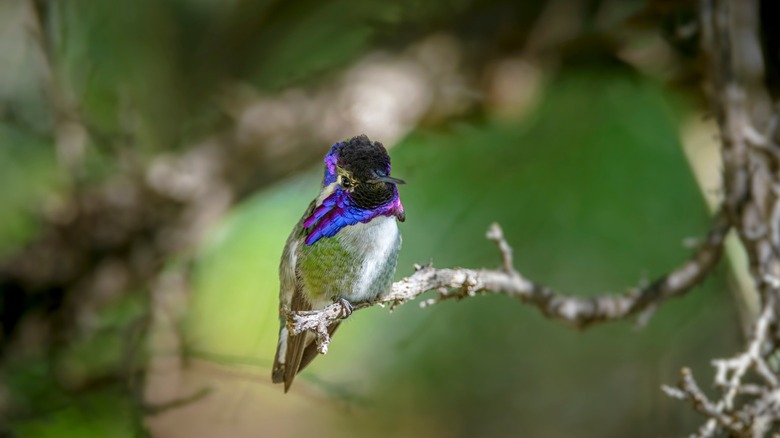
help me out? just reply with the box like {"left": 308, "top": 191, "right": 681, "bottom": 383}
{"left": 336, "top": 297, "right": 354, "bottom": 318}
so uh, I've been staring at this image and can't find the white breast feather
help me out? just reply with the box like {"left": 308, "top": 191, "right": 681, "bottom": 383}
{"left": 339, "top": 216, "right": 399, "bottom": 302}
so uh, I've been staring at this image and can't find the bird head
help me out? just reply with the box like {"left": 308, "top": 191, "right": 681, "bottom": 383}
{"left": 304, "top": 135, "right": 405, "bottom": 245}
{"left": 324, "top": 134, "right": 405, "bottom": 212}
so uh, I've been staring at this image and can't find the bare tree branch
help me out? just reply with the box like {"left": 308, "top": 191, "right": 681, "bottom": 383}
{"left": 659, "top": 0, "right": 780, "bottom": 434}
{"left": 662, "top": 367, "right": 747, "bottom": 437}
{"left": 289, "top": 209, "right": 731, "bottom": 353}
{"left": 663, "top": 291, "right": 779, "bottom": 438}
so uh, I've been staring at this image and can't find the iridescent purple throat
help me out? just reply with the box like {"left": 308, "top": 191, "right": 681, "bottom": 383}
{"left": 304, "top": 142, "right": 403, "bottom": 245}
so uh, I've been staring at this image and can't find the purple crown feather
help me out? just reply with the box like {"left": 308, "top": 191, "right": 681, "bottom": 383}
{"left": 323, "top": 145, "right": 339, "bottom": 186}
{"left": 322, "top": 139, "right": 392, "bottom": 187}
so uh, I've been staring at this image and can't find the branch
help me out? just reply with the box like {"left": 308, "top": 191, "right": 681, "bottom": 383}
{"left": 661, "top": 0, "right": 780, "bottom": 435}
{"left": 663, "top": 292, "right": 779, "bottom": 437}
{"left": 288, "top": 209, "right": 731, "bottom": 353}
{"left": 141, "top": 388, "right": 212, "bottom": 416}
{"left": 662, "top": 368, "right": 747, "bottom": 437}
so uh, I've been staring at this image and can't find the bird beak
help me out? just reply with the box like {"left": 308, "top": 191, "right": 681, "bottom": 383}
{"left": 371, "top": 175, "right": 406, "bottom": 185}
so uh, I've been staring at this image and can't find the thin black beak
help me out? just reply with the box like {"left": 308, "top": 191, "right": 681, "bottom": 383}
{"left": 370, "top": 175, "right": 406, "bottom": 185}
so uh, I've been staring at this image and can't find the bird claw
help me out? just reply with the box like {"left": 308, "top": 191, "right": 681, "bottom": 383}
{"left": 336, "top": 297, "right": 354, "bottom": 318}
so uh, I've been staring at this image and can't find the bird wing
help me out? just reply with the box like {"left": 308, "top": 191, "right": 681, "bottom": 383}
{"left": 280, "top": 285, "right": 313, "bottom": 392}
{"left": 278, "top": 200, "right": 316, "bottom": 308}
{"left": 272, "top": 200, "right": 321, "bottom": 392}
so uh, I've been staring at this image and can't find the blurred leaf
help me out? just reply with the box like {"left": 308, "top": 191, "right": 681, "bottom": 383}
{"left": 11, "top": 390, "right": 135, "bottom": 438}
{"left": 0, "top": 126, "right": 60, "bottom": 256}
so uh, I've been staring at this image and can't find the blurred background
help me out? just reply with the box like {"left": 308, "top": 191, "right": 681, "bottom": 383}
{"left": 0, "top": 0, "right": 747, "bottom": 436}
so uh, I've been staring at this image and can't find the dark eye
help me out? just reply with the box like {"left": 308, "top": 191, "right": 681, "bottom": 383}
{"left": 341, "top": 178, "right": 352, "bottom": 189}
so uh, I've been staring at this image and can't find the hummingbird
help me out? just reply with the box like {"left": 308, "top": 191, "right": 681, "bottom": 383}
{"left": 272, "top": 134, "right": 405, "bottom": 392}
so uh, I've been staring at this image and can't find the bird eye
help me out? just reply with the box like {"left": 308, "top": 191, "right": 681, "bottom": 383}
{"left": 341, "top": 178, "right": 352, "bottom": 189}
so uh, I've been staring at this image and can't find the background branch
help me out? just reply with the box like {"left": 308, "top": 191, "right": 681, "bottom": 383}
{"left": 663, "top": 292, "right": 779, "bottom": 438}
{"left": 659, "top": 0, "right": 780, "bottom": 434}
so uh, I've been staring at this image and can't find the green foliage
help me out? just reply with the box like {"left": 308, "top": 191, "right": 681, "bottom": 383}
{"left": 53, "top": 0, "right": 485, "bottom": 153}
{"left": 11, "top": 390, "right": 135, "bottom": 438}
{"left": 4, "top": 292, "right": 146, "bottom": 437}
{"left": 0, "top": 126, "right": 61, "bottom": 256}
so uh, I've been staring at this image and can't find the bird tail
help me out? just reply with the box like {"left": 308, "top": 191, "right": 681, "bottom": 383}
{"left": 271, "top": 316, "right": 341, "bottom": 393}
